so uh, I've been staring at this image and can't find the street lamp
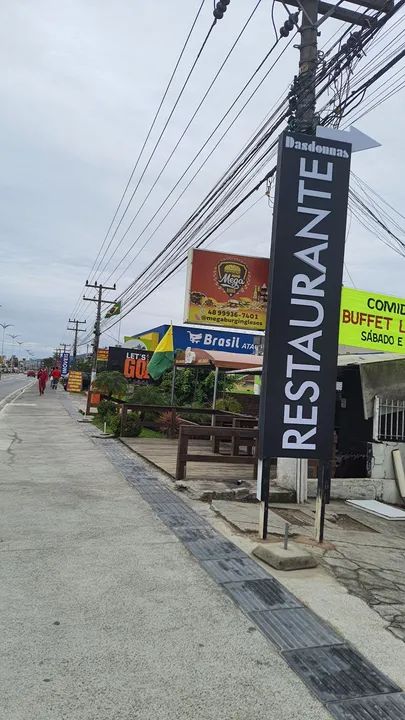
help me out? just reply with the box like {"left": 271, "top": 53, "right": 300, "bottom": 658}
{"left": 16, "top": 341, "right": 24, "bottom": 370}
{"left": 0, "top": 323, "right": 13, "bottom": 360}
{"left": 7, "top": 334, "right": 20, "bottom": 370}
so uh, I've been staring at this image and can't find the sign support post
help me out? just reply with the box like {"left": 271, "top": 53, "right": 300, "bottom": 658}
{"left": 257, "top": 129, "right": 351, "bottom": 541}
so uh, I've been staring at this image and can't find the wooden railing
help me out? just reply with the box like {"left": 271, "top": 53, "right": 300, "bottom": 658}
{"left": 103, "top": 398, "right": 256, "bottom": 437}
{"left": 175, "top": 424, "right": 258, "bottom": 481}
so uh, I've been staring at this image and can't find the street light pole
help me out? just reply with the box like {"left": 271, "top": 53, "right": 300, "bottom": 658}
{"left": 7, "top": 334, "right": 20, "bottom": 369}
{"left": 0, "top": 323, "right": 13, "bottom": 360}
{"left": 16, "top": 341, "right": 24, "bottom": 370}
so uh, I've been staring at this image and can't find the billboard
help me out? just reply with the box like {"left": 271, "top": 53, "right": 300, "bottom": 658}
{"left": 123, "top": 332, "right": 160, "bottom": 351}
{"left": 259, "top": 130, "right": 351, "bottom": 461}
{"left": 107, "top": 347, "right": 152, "bottom": 382}
{"left": 97, "top": 347, "right": 109, "bottom": 362}
{"left": 126, "top": 324, "right": 262, "bottom": 355}
{"left": 339, "top": 287, "right": 405, "bottom": 353}
{"left": 67, "top": 370, "right": 82, "bottom": 393}
{"left": 174, "top": 325, "right": 261, "bottom": 354}
{"left": 184, "top": 248, "right": 269, "bottom": 331}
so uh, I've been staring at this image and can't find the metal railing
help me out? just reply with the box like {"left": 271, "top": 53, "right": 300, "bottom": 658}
{"left": 373, "top": 396, "right": 405, "bottom": 442}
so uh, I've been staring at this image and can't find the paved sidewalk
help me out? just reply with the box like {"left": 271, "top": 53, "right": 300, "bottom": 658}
{"left": 1, "top": 386, "right": 328, "bottom": 720}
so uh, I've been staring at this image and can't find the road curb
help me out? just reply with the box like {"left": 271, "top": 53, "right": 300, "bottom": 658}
{"left": 0, "top": 381, "right": 35, "bottom": 413}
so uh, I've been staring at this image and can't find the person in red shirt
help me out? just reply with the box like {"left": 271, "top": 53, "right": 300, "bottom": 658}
{"left": 51, "top": 366, "right": 61, "bottom": 390}
{"left": 37, "top": 367, "right": 49, "bottom": 395}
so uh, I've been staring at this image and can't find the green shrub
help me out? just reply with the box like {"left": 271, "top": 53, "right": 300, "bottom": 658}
{"left": 107, "top": 413, "right": 121, "bottom": 437}
{"left": 122, "top": 411, "right": 142, "bottom": 438}
{"left": 98, "top": 399, "right": 119, "bottom": 420}
{"left": 215, "top": 396, "right": 242, "bottom": 414}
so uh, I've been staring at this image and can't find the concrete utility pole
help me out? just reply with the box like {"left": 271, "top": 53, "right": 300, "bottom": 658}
{"left": 83, "top": 281, "right": 116, "bottom": 414}
{"left": 67, "top": 319, "right": 86, "bottom": 359}
{"left": 295, "top": 0, "right": 319, "bottom": 134}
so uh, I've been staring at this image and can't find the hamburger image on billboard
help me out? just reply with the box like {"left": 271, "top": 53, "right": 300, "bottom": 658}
{"left": 184, "top": 248, "right": 269, "bottom": 331}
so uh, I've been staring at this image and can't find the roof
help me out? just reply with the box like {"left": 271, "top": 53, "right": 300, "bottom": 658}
{"left": 227, "top": 352, "right": 405, "bottom": 375}
{"left": 337, "top": 353, "right": 405, "bottom": 367}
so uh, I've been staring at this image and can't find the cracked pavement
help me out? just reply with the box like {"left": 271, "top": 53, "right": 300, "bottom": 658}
{"left": 322, "top": 529, "right": 405, "bottom": 642}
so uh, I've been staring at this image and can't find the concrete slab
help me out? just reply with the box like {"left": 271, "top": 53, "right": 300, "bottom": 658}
{"left": 253, "top": 542, "right": 318, "bottom": 571}
{"left": 211, "top": 500, "right": 289, "bottom": 534}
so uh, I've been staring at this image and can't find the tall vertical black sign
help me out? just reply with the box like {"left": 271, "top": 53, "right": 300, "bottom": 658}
{"left": 259, "top": 130, "right": 351, "bottom": 461}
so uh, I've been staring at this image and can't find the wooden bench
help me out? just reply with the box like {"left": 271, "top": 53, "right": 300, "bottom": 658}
{"left": 176, "top": 425, "right": 259, "bottom": 480}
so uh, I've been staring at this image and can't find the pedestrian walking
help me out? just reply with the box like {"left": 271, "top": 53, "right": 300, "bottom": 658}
{"left": 50, "top": 366, "right": 61, "bottom": 390}
{"left": 37, "top": 367, "right": 48, "bottom": 395}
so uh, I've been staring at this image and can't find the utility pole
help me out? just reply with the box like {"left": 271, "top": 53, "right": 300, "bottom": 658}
{"left": 67, "top": 319, "right": 86, "bottom": 359}
{"left": 83, "top": 280, "right": 116, "bottom": 414}
{"left": 295, "top": 0, "right": 319, "bottom": 134}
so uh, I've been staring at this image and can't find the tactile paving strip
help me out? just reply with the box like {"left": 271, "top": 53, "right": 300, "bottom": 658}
{"left": 184, "top": 537, "right": 246, "bottom": 560}
{"left": 170, "top": 526, "right": 218, "bottom": 542}
{"left": 327, "top": 693, "right": 405, "bottom": 720}
{"left": 283, "top": 645, "right": 401, "bottom": 703}
{"left": 223, "top": 578, "right": 302, "bottom": 612}
{"left": 250, "top": 607, "right": 344, "bottom": 651}
{"left": 200, "top": 557, "right": 270, "bottom": 583}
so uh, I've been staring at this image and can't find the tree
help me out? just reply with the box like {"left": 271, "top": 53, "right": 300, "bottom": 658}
{"left": 92, "top": 371, "right": 128, "bottom": 399}
{"left": 160, "top": 367, "right": 237, "bottom": 406}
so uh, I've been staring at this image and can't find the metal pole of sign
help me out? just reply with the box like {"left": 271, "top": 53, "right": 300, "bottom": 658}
{"left": 314, "top": 461, "right": 331, "bottom": 543}
{"left": 170, "top": 362, "right": 177, "bottom": 406}
{"left": 258, "top": 457, "right": 272, "bottom": 540}
{"left": 211, "top": 365, "right": 220, "bottom": 426}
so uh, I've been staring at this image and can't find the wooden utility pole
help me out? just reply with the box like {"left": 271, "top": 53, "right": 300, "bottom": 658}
{"left": 83, "top": 281, "right": 116, "bottom": 414}
{"left": 67, "top": 319, "right": 86, "bottom": 359}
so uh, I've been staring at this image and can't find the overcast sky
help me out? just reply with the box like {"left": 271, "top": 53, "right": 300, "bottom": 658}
{"left": 1, "top": 1, "right": 404, "bottom": 358}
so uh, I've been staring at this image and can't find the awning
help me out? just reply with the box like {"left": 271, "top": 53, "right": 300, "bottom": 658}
{"left": 228, "top": 352, "right": 405, "bottom": 376}
{"left": 175, "top": 348, "right": 263, "bottom": 371}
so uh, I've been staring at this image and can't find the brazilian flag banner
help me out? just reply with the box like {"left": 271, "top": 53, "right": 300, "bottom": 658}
{"left": 147, "top": 325, "right": 174, "bottom": 380}
{"left": 105, "top": 301, "right": 121, "bottom": 319}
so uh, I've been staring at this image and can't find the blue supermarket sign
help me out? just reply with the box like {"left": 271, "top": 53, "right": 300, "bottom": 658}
{"left": 128, "top": 323, "right": 263, "bottom": 355}
{"left": 173, "top": 325, "right": 261, "bottom": 355}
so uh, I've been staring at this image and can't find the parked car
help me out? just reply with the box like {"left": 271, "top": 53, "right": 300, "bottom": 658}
{"left": 27, "top": 370, "right": 36, "bottom": 377}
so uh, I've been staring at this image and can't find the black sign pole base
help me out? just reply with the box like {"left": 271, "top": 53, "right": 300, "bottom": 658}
{"left": 314, "top": 460, "right": 331, "bottom": 543}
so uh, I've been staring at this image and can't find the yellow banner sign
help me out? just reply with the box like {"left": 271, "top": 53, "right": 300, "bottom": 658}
{"left": 67, "top": 370, "right": 83, "bottom": 393}
{"left": 97, "top": 347, "right": 109, "bottom": 362}
{"left": 339, "top": 287, "right": 405, "bottom": 353}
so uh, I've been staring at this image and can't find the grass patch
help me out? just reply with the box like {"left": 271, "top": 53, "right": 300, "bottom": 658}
{"left": 140, "top": 427, "right": 162, "bottom": 439}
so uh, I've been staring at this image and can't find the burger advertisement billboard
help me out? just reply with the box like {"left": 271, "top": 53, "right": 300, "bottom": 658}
{"left": 184, "top": 249, "right": 269, "bottom": 331}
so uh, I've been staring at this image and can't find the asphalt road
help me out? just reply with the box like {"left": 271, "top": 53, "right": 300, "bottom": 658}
{"left": 0, "top": 374, "right": 33, "bottom": 404}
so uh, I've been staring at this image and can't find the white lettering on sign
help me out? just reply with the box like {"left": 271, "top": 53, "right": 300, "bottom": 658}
{"left": 281, "top": 157, "right": 333, "bottom": 453}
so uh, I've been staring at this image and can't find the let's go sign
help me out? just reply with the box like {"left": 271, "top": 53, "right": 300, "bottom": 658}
{"left": 339, "top": 287, "right": 405, "bottom": 353}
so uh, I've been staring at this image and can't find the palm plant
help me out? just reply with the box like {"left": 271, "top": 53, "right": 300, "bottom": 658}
{"left": 92, "top": 371, "right": 128, "bottom": 399}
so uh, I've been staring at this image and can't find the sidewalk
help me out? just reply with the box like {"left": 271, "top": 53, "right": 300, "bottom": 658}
{"left": 0, "top": 385, "right": 327, "bottom": 720}
{"left": 1, "top": 385, "right": 404, "bottom": 720}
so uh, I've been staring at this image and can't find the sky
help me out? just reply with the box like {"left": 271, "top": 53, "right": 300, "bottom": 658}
{"left": 1, "top": 0, "right": 404, "bottom": 359}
